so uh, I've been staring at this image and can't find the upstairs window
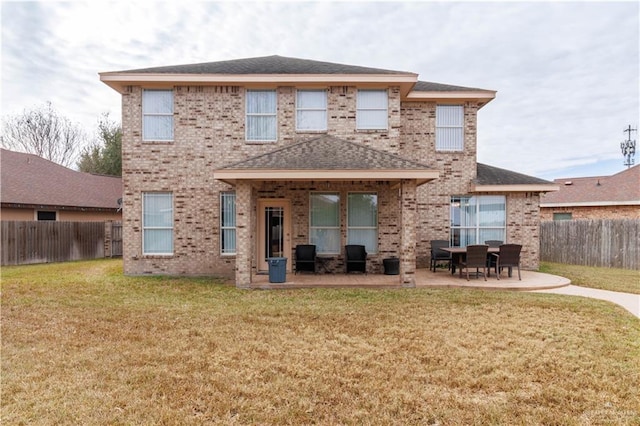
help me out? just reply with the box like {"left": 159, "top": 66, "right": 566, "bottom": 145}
{"left": 309, "top": 193, "right": 340, "bottom": 254}
{"left": 356, "top": 90, "right": 388, "bottom": 130}
{"left": 436, "top": 105, "right": 464, "bottom": 151}
{"left": 296, "top": 90, "right": 327, "bottom": 131}
{"left": 143, "top": 90, "right": 174, "bottom": 141}
{"left": 347, "top": 193, "right": 378, "bottom": 254}
{"left": 246, "top": 90, "right": 277, "bottom": 141}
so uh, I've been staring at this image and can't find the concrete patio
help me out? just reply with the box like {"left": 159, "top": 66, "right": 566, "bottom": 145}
{"left": 250, "top": 268, "right": 571, "bottom": 291}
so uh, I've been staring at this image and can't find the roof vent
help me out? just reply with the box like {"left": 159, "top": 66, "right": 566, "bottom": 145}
{"left": 564, "top": 181, "right": 573, "bottom": 185}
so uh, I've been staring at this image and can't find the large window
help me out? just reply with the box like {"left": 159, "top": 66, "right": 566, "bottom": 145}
{"left": 436, "top": 105, "right": 464, "bottom": 151}
{"left": 246, "top": 89, "right": 277, "bottom": 141}
{"left": 143, "top": 90, "right": 174, "bottom": 141}
{"left": 297, "top": 90, "right": 327, "bottom": 131}
{"left": 220, "top": 192, "right": 236, "bottom": 254}
{"left": 450, "top": 195, "right": 505, "bottom": 247}
{"left": 309, "top": 193, "right": 340, "bottom": 254}
{"left": 347, "top": 193, "right": 378, "bottom": 253}
{"left": 142, "top": 192, "right": 173, "bottom": 255}
{"left": 356, "top": 90, "right": 388, "bottom": 130}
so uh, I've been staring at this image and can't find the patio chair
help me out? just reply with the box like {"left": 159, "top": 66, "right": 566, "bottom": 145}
{"left": 458, "top": 244, "right": 488, "bottom": 281}
{"left": 492, "top": 244, "right": 522, "bottom": 280}
{"left": 484, "top": 240, "right": 503, "bottom": 270}
{"left": 345, "top": 245, "right": 367, "bottom": 273}
{"left": 295, "top": 244, "right": 317, "bottom": 274}
{"left": 430, "top": 240, "right": 452, "bottom": 272}
{"left": 484, "top": 240, "right": 503, "bottom": 247}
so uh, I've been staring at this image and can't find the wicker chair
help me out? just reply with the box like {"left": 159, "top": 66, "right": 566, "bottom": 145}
{"left": 458, "top": 245, "right": 489, "bottom": 281}
{"left": 345, "top": 245, "right": 367, "bottom": 273}
{"left": 430, "top": 240, "right": 452, "bottom": 272}
{"left": 295, "top": 245, "right": 317, "bottom": 274}
{"left": 492, "top": 244, "right": 522, "bottom": 280}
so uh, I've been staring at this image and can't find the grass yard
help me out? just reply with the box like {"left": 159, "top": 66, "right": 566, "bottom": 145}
{"left": 2, "top": 259, "right": 639, "bottom": 425}
{"left": 541, "top": 262, "right": 640, "bottom": 294}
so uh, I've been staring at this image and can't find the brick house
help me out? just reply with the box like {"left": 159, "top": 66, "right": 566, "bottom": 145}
{"left": 540, "top": 165, "right": 640, "bottom": 221}
{"left": 100, "top": 55, "right": 557, "bottom": 287}
{"left": 1, "top": 148, "right": 122, "bottom": 221}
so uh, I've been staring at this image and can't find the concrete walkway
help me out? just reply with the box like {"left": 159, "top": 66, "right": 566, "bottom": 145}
{"left": 535, "top": 286, "right": 640, "bottom": 319}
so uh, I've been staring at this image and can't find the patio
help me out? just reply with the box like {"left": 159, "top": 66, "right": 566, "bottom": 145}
{"left": 250, "top": 268, "right": 570, "bottom": 291}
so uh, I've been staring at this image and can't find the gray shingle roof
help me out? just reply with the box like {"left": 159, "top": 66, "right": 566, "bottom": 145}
{"left": 118, "top": 55, "right": 413, "bottom": 75}
{"left": 413, "top": 80, "right": 492, "bottom": 92}
{"left": 221, "top": 135, "right": 433, "bottom": 171}
{"left": 1, "top": 149, "right": 122, "bottom": 209}
{"left": 476, "top": 163, "right": 554, "bottom": 186}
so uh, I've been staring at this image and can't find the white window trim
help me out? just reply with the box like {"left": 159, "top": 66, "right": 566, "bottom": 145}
{"left": 309, "top": 192, "right": 340, "bottom": 255}
{"left": 347, "top": 192, "right": 378, "bottom": 254}
{"left": 296, "top": 89, "right": 328, "bottom": 132}
{"left": 356, "top": 89, "right": 388, "bottom": 131}
{"left": 220, "top": 192, "right": 237, "bottom": 255}
{"left": 142, "top": 89, "right": 174, "bottom": 142}
{"left": 436, "top": 104, "right": 464, "bottom": 152}
{"left": 142, "top": 192, "right": 174, "bottom": 256}
{"left": 246, "top": 89, "right": 277, "bottom": 142}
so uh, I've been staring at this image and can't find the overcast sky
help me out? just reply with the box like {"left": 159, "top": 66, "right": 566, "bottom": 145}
{"left": 1, "top": 1, "right": 638, "bottom": 180}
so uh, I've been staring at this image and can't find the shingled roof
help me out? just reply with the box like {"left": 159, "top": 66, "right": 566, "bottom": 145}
{"left": 540, "top": 165, "right": 640, "bottom": 206}
{"left": 1, "top": 149, "right": 122, "bottom": 210}
{"left": 472, "top": 163, "right": 558, "bottom": 193}
{"left": 214, "top": 135, "right": 439, "bottom": 185}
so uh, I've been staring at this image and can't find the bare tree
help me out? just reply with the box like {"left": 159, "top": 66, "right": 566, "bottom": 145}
{"left": 1, "top": 102, "right": 86, "bottom": 167}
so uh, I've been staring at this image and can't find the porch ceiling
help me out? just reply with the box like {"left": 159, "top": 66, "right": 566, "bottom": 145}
{"left": 213, "top": 135, "right": 439, "bottom": 186}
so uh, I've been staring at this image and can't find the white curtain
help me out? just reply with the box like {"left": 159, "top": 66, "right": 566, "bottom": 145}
{"left": 356, "top": 90, "right": 387, "bottom": 130}
{"left": 247, "top": 90, "right": 276, "bottom": 140}
{"left": 310, "top": 193, "right": 339, "bottom": 253}
{"left": 297, "top": 90, "right": 327, "bottom": 131}
{"left": 143, "top": 90, "right": 173, "bottom": 141}
{"left": 436, "top": 105, "right": 463, "bottom": 151}
{"left": 347, "top": 193, "right": 378, "bottom": 253}
{"left": 143, "top": 193, "right": 173, "bottom": 254}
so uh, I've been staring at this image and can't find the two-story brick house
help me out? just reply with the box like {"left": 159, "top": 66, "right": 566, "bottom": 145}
{"left": 100, "top": 55, "right": 557, "bottom": 287}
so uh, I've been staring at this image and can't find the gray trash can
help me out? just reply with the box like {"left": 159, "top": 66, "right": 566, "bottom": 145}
{"left": 268, "top": 257, "right": 287, "bottom": 283}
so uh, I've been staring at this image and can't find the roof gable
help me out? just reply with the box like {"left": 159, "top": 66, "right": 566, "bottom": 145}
{"left": 1, "top": 149, "right": 122, "bottom": 210}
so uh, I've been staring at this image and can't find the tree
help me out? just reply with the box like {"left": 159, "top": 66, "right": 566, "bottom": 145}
{"left": 1, "top": 102, "right": 85, "bottom": 168}
{"left": 77, "top": 114, "right": 122, "bottom": 176}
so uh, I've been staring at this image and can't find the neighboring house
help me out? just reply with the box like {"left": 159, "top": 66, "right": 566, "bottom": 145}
{"left": 540, "top": 165, "right": 640, "bottom": 221}
{"left": 99, "top": 55, "right": 557, "bottom": 287}
{"left": 1, "top": 148, "right": 122, "bottom": 221}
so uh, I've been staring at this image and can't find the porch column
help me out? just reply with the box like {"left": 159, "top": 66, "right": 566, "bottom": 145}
{"left": 235, "top": 181, "right": 252, "bottom": 289}
{"left": 400, "top": 179, "right": 417, "bottom": 287}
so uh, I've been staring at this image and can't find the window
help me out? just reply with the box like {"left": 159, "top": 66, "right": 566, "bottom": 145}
{"left": 246, "top": 89, "right": 277, "bottom": 141}
{"left": 436, "top": 105, "right": 464, "bottom": 151}
{"left": 356, "top": 90, "right": 387, "bottom": 130}
{"left": 142, "top": 192, "right": 173, "bottom": 255}
{"left": 143, "top": 90, "right": 174, "bottom": 141}
{"left": 450, "top": 195, "right": 505, "bottom": 247}
{"left": 347, "top": 193, "right": 378, "bottom": 253}
{"left": 296, "top": 90, "right": 327, "bottom": 131}
{"left": 220, "top": 192, "right": 236, "bottom": 254}
{"left": 553, "top": 212, "right": 572, "bottom": 221}
{"left": 37, "top": 211, "right": 56, "bottom": 221}
{"left": 309, "top": 193, "right": 340, "bottom": 254}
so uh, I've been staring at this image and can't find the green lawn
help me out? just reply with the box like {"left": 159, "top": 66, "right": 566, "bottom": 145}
{"left": 540, "top": 262, "right": 640, "bottom": 294}
{"left": 2, "top": 259, "right": 639, "bottom": 425}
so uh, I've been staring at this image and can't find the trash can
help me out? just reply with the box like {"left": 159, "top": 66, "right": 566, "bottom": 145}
{"left": 383, "top": 257, "right": 400, "bottom": 275}
{"left": 268, "top": 257, "right": 287, "bottom": 283}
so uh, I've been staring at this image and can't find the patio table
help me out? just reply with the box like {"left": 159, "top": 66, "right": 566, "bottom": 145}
{"left": 441, "top": 246, "right": 499, "bottom": 275}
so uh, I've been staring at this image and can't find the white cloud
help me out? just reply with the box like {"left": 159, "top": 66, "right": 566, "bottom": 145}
{"left": 1, "top": 1, "right": 638, "bottom": 178}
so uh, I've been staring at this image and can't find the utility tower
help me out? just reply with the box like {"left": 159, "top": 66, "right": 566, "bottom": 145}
{"left": 621, "top": 125, "right": 637, "bottom": 168}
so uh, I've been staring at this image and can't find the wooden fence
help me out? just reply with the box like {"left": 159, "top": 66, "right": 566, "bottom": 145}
{"left": 1, "top": 221, "right": 122, "bottom": 266}
{"left": 540, "top": 219, "right": 640, "bottom": 270}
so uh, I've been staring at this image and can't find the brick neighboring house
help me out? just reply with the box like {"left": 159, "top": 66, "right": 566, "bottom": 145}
{"left": 1, "top": 148, "right": 122, "bottom": 221}
{"left": 540, "top": 165, "right": 640, "bottom": 221}
{"left": 100, "top": 55, "right": 557, "bottom": 287}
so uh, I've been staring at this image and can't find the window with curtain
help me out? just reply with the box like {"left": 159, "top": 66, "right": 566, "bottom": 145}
{"left": 356, "top": 90, "right": 388, "bottom": 130}
{"left": 220, "top": 192, "right": 236, "bottom": 254}
{"left": 143, "top": 192, "right": 173, "bottom": 255}
{"left": 309, "top": 193, "right": 340, "bottom": 254}
{"left": 296, "top": 90, "right": 327, "bottom": 131}
{"left": 436, "top": 105, "right": 464, "bottom": 151}
{"left": 347, "top": 193, "right": 378, "bottom": 253}
{"left": 450, "top": 195, "right": 505, "bottom": 247}
{"left": 246, "top": 89, "right": 277, "bottom": 141}
{"left": 143, "top": 90, "right": 174, "bottom": 141}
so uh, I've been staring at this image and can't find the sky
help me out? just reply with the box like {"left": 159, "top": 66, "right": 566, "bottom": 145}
{"left": 1, "top": 0, "right": 638, "bottom": 180}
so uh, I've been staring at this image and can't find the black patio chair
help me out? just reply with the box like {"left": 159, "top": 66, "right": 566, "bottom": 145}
{"left": 295, "top": 244, "right": 317, "bottom": 274}
{"left": 492, "top": 244, "right": 522, "bottom": 280}
{"left": 458, "top": 244, "right": 488, "bottom": 281}
{"left": 430, "top": 239, "right": 452, "bottom": 272}
{"left": 345, "top": 245, "right": 367, "bottom": 273}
